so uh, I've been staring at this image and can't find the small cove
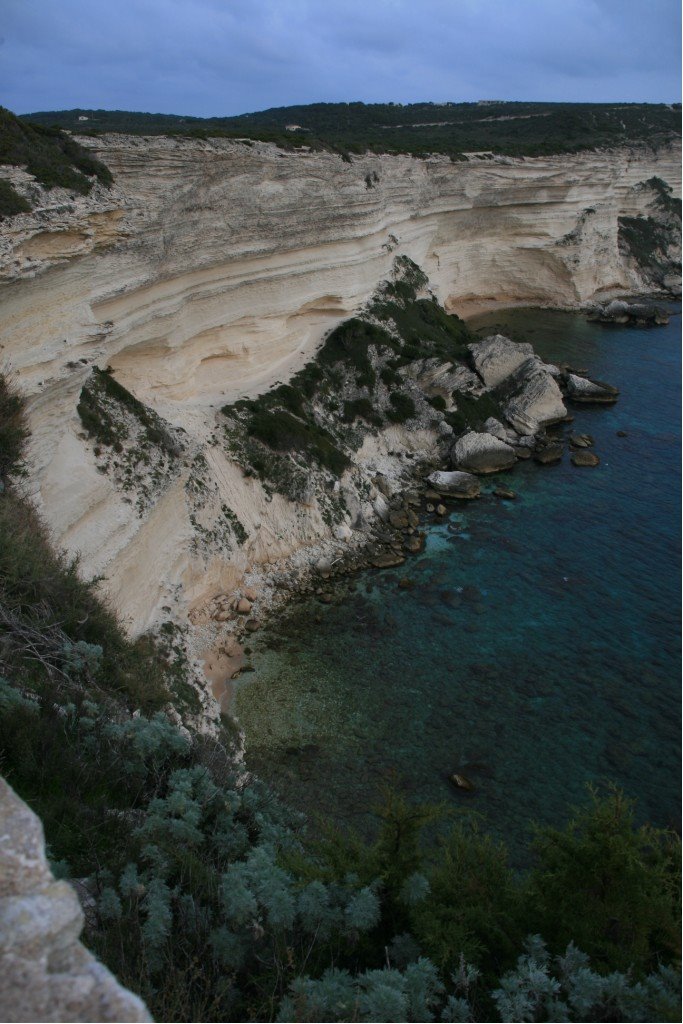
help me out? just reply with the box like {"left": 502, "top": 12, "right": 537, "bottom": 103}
{"left": 234, "top": 304, "right": 681, "bottom": 859}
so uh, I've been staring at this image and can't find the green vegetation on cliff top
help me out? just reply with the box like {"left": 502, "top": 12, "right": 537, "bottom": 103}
{"left": 21, "top": 99, "right": 681, "bottom": 160}
{"left": 0, "top": 106, "right": 112, "bottom": 210}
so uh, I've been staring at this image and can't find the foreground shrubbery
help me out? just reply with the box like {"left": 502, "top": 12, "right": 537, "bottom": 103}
{"left": 0, "top": 374, "right": 680, "bottom": 1022}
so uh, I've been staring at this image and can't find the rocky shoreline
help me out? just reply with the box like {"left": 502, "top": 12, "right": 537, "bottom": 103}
{"left": 210, "top": 328, "right": 620, "bottom": 716}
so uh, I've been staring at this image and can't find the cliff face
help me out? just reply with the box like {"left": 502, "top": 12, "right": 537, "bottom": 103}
{"left": 0, "top": 136, "right": 679, "bottom": 643}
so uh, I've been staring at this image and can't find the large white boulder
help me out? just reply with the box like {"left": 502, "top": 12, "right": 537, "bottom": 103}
{"left": 469, "top": 334, "right": 535, "bottom": 388}
{"left": 502, "top": 357, "right": 567, "bottom": 434}
{"left": 565, "top": 373, "right": 619, "bottom": 404}
{"left": 425, "top": 470, "right": 481, "bottom": 499}
{"left": 450, "top": 431, "right": 517, "bottom": 474}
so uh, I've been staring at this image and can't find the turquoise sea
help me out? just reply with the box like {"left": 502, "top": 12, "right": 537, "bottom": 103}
{"left": 235, "top": 305, "right": 681, "bottom": 859}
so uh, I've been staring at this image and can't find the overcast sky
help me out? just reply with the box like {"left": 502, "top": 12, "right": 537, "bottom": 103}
{"left": 2, "top": 0, "right": 680, "bottom": 117}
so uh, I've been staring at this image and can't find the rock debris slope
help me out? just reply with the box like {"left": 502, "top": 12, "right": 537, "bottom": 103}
{"left": 0, "top": 135, "right": 679, "bottom": 642}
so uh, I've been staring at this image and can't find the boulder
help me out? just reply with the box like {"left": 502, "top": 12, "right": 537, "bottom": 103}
{"left": 569, "top": 433, "right": 594, "bottom": 448}
{"left": 236, "top": 598, "right": 252, "bottom": 615}
{"left": 483, "top": 416, "right": 517, "bottom": 443}
{"left": 502, "top": 357, "right": 567, "bottom": 434}
{"left": 389, "top": 510, "right": 409, "bottom": 529}
{"left": 534, "top": 444, "right": 563, "bottom": 465}
{"left": 571, "top": 451, "right": 600, "bottom": 467}
{"left": 372, "top": 551, "right": 406, "bottom": 569}
{"left": 449, "top": 773, "right": 475, "bottom": 792}
{"left": 426, "top": 470, "right": 481, "bottom": 499}
{"left": 565, "top": 374, "right": 619, "bottom": 404}
{"left": 451, "top": 431, "right": 517, "bottom": 474}
{"left": 449, "top": 364, "right": 485, "bottom": 394}
{"left": 469, "top": 334, "right": 534, "bottom": 388}
{"left": 494, "top": 487, "right": 516, "bottom": 499}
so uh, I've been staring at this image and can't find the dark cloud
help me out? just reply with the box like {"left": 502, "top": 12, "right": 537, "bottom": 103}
{"left": 1, "top": 0, "right": 680, "bottom": 116}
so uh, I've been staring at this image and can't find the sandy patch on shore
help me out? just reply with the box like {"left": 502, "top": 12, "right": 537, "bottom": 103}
{"left": 201, "top": 640, "right": 245, "bottom": 712}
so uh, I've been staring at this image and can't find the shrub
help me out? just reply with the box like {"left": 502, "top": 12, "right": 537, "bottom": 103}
{"left": 446, "top": 392, "right": 503, "bottom": 433}
{"left": 386, "top": 392, "right": 416, "bottom": 423}
{"left": 527, "top": 788, "right": 681, "bottom": 975}
{"left": 0, "top": 106, "right": 113, "bottom": 196}
{"left": 342, "top": 398, "right": 383, "bottom": 426}
{"left": 0, "top": 374, "right": 28, "bottom": 478}
{"left": 0, "top": 177, "right": 31, "bottom": 218}
{"left": 247, "top": 408, "right": 349, "bottom": 475}
{"left": 381, "top": 366, "right": 401, "bottom": 388}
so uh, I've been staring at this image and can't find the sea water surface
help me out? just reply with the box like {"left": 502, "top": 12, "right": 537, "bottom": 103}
{"left": 235, "top": 306, "right": 681, "bottom": 858}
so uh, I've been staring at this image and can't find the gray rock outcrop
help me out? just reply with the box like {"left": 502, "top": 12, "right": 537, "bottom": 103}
{"left": 501, "top": 357, "right": 567, "bottom": 434}
{"left": 0, "top": 777, "right": 151, "bottom": 1023}
{"left": 565, "top": 373, "right": 620, "bottom": 404}
{"left": 450, "top": 431, "right": 517, "bottom": 474}
{"left": 426, "top": 470, "right": 481, "bottom": 498}
{"left": 469, "top": 335, "right": 535, "bottom": 388}
{"left": 482, "top": 417, "right": 518, "bottom": 443}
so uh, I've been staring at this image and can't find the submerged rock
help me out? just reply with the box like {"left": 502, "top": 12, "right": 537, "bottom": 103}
{"left": 449, "top": 772, "right": 475, "bottom": 792}
{"left": 534, "top": 444, "right": 564, "bottom": 465}
{"left": 426, "top": 470, "right": 481, "bottom": 499}
{"left": 571, "top": 450, "right": 600, "bottom": 467}
{"left": 569, "top": 433, "right": 594, "bottom": 448}
{"left": 451, "top": 431, "right": 517, "bottom": 474}
{"left": 404, "top": 534, "right": 424, "bottom": 554}
{"left": 493, "top": 486, "right": 516, "bottom": 499}
{"left": 372, "top": 551, "right": 406, "bottom": 569}
{"left": 565, "top": 373, "right": 619, "bottom": 404}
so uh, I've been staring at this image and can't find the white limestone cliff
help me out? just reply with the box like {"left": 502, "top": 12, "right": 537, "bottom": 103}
{"left": 0, "top": 136, "right": 679, "bottom": 649}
